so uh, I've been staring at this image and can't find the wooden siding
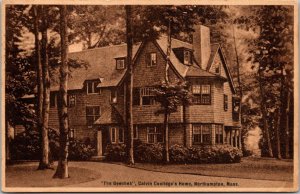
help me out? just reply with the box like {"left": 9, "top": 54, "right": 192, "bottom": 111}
{"left": 132, "top": 41, "right": 183, "bottom": 124}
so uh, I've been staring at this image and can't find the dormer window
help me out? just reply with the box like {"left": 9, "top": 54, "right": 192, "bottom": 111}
{"left": 183, "top": 50, "right": 192, "bottom": 65}
{"left": 116, "top": 58, "right": 126, "bottom": 70}
{"left": 86, "top": 80, "right": 100, "bottom": 94}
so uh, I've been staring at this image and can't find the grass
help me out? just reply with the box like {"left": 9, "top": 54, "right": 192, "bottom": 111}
{"left": 5, "top": 164, "right": 101, "bottom": 187}
{"left": 132, "top": 157, "right": 293, "bottom": 182}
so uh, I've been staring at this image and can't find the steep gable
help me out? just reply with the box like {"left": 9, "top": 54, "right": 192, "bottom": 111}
{"left": 207, "top": 45, "right": 236, "bottom": 94}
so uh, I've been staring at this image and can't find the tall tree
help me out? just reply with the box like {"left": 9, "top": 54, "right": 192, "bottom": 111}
{"left": 53, "top": 5, "right": 69, "bottom": 178}
{"left": 125, "top": 5, "right": 134, "bottom": 165}
{"left": 38, "top": 5, "right": 52, "bottom": 170}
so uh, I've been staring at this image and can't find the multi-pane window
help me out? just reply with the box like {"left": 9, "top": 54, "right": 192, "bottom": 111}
{"left": 232, "top": 97, "right": 240, "bottom": 121}
{"left": 50, "top": 93, "right": 57, "bottom": 107}
{"left": 86, "top": 81, "right": 100, "bottom": 94}
{"left": 119, "top": 128, "right": 124, "bottom": 143}
{"left": 215, "top": 124, "right": 223, "bottom": 144}
{"left": 68, "top": 94, "right": 76, "bottom": 107}
{"left": 141, "top": 87, "right": 156, "bottom": 105}
{"left": 224, "top": 94, "right": 228, "bottom": 111}
{"left": 110, "top": 127, "right": 117, "bottom": 143}
{"left": 86, "top": 106, "right": 100, "bottom": 127}
{"left": 147, "top": 126, "right": 163, "bottom": 143}
{"left": 183, "top": 50, "right": 192, "bottom": 65}
{"left": 193, "top": 124, "right": 212, "bottom": 144}
{"left": 111, "top": 89, "right": 117, "bottom": 103}
{"left": 116, "top": 58, "right": 126, "bottom": 70}
{"left": 147, "top": 52, "right": 157, "bottom": 67}
{"left": 192, "top": 84, "right": 211, "bottom": 105}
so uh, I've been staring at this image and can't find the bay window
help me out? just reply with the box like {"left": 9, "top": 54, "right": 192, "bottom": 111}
{"left": 192, "top": 84, "right": 211, "bottom": 105}
{"left": 193, "top": 124, "right": 212, "bottom": 144}
{"left": 215, "top": 124, "right": 223, "bottom": 144}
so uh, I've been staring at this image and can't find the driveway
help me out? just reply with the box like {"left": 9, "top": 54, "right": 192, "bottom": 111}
{"left": 4, "top": 161, "right": 295, "bottom": 192}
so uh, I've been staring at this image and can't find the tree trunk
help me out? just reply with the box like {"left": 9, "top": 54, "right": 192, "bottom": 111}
{"left": 258, "top": 69, "right": 273, "bottom": 158}
{"left": 284, "top": 88, "right": 290, "bottom": 159}
{"left": 53, "top": 5, "right": 69, "bottom": 179}
{"left": 38, "top": 5, "right": 52, "bottom": 170}
{"left": 182, "top": 104, "right": 187, "bottom": 147}
{"left": 6, "top": 121, "right": 11, "bottom": 163}
{"left": 125, "top": 5, "right": 134, "bottom": 165}
{"left": 164, "top": 111, "right": 170, "bottom": 163}
{"left": 275, "top": 108, "right": 282, "bottom": 159}
{"left": 165, "top": 19, "right": 172, "bottom": 83}
{"left": 33, "top": 5, "right": 44, "bottom": 163}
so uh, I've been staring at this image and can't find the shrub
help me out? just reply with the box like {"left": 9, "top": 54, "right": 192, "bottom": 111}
{"left": 68, "top": 139, "right": 96, "bottom": 161}
{"left": 169, "top": 144, "right": 189, "bottom": 163}
{"left": 104, "top": 144, "right": 127, "bottom": 162}
{"left": 135, "top": 143, "right": 163, "bottom": 163}
{"left": 186, "top": 145, "right": 242, "bottom": 164}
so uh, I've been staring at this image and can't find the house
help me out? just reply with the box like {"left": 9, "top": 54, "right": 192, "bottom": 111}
{"left": 48, "top": 25, "right": 241, "bottom": 157}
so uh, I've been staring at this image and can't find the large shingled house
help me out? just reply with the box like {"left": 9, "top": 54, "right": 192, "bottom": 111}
{"left": 48, "top": 25, "right": 241, "bottom": 157}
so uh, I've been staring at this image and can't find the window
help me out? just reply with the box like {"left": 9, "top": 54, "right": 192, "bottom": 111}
{"left": 201, "top": 85, "right": 211, "bottom": 104}
{"left": 141, "top": 87, "right": 156, "bottom": 105}
{"left": 215, "top": 63, "right": 221, "bottom": 74}
{"left": 147, "top": 126, "right": 163, "bottom": 143}
{"left": 119, "top": 128, "right": 124, "bottom": 143}
{"left": 133, "top": 88, "right": 141, "bottom": 106}
{"left": 183, "top": 50, "right": 191, "bottom": 65}
{"left": 134, "top": 125, "right": 138, "bottom": 139}
{"left": 50, "top": 93, "right": 57, "bottom": 107}
{"left": 215, "top": 124, "right": 223, "bottom": 144}
{"left": 147, "top": 52, "right": 157, "bottom": 67}
{"left": 69, "top": 128, "right": 75, "bottom": 139}
{"left": 193, "top": 124, "right": 212, "bottom": 144}
{"left": 68, "top": 94, "right": 76, "bottom": 107}
{"left": 110, "top": 127, "right": 117, "bottom": 143}
{"left": 86, "top": 106, "right": 100, "bottom": 127}
{"left": 116, "top": 58, "right": 126, "bottom": 69}
{"left": 224, "top": 94, "right": 228, "bottom": 111}
{"left": 232, "top": 97, "right": 240, "bottom": 121}
{"left": 111, "top": 89, "right": 117, "bottom": 103}
{"left": 192, "top": 84, "right": 211, "bottom": 105}
{"left": 86, "top": 81, "right": 100, "bottom": 94}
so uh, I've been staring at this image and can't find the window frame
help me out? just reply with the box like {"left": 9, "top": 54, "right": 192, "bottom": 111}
{"left": 192, "top": 84, "right": 211, "bottom": 105}
{"left": 86, "top": 81, "right": 100, "bottom": 94}
{"left": 224, "top": 94, "right": 228, "bottom": 111}
{"left": 147, "top": 126, "right": 163, "bottom": 144}
{"left": 111, "top": 89, "right": 118, "bottom": 104}
{"left": 183, "top": 50, "right": 192, "bottom": 65}
{"left": 50, "top": 93, "right": 57, "bottom": 108}
{"left": 86, "top": 106, "right": 101, "bottom": 128}
{"left": 192, "top": 124, "right": 212, "bottom": 145}
{"left": 110, "top": 127, "right": 117, "bottom": 143}
{"left": 116, "top": 58, "right": 126, "bottom": 70}
{"left": 147, "top": 52, "right": 157, "bottom": 67}
{"left": 118, "top": 127, "right": 124, "bottom": 143}
{"left": 67, "top": 94, "right": 76, "bottom": 107}
{"left": 140, "top": 87, "right": 156, "bottom": 106}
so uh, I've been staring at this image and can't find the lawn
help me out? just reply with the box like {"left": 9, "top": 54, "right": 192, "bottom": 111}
{"left": 132, "top": 157, "right": 294, "bottom": 182}
{"left": 5, "top": 163, "right": 101, "bottom": 187}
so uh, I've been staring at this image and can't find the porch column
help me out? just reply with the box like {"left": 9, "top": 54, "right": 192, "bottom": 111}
{"left": 211, "top": 124, "right": 216, "bottom": 145}
{"left": 96, "top": 129, "right": 103, "bottom": 156}
{"left": 239, "top": 128, "right": 242, "bottom": 149}
{"left": 229, "top": 129, "right": 233, "bottom": 146}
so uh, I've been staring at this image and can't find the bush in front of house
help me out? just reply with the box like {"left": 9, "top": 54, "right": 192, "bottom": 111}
{"left": 169, "top": 144, "right": 189, "bottom": 163}
{"left": 135, "top": 143, "right": 163, "bottom": 163}
{"left": 104, "top": 143, "right": 127, "bottom": 162}
{"left": 68, "top": 139, "right": 96, "bottom": 161}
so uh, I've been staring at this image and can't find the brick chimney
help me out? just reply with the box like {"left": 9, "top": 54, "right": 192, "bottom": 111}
{"left": 192, "top": 25, "right": 211, "bottom": 70}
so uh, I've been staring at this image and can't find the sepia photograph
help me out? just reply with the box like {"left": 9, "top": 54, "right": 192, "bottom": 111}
{"left": 1, "top": 0, "right": 298, "bottom": 192}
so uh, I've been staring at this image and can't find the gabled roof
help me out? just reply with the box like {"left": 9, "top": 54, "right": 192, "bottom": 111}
{"left": 186, "top": 64, "right": 224, "bottom": 78}
{"left": 50, "top": 43, "right": 141, "bottom": 91}
{"left": 94, "top": 106, "right": 124, "bottom": 125}
{"left": 206, "top": 43, "right": 236, "bottom": 94}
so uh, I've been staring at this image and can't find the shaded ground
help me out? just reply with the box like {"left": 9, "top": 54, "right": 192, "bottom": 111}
{"left": 5, "top": 164, "right": 101, "bottom": 187}
{"left": 132, "top": 157, "right": 294, "bottom": 182}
